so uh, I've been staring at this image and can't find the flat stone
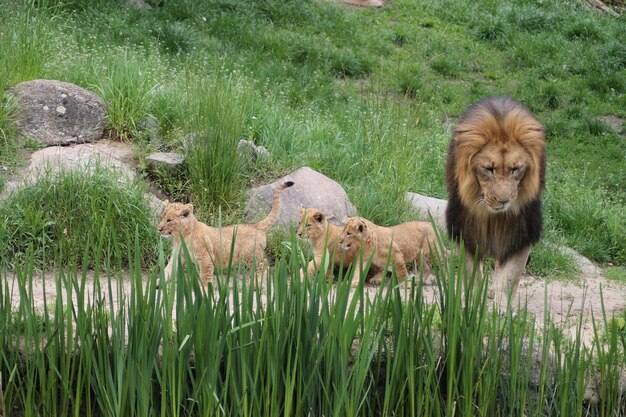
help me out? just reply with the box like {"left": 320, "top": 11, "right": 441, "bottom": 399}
{"left": 146, "top": 152, "right": 184, "bottom": 169}
{"left": 405, "top": 192, "right": 447, "bottom": 231}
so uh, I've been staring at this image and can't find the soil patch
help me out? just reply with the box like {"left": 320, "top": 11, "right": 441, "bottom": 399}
{"left": 5, "top": 262, "right": 625, "bottom": 347}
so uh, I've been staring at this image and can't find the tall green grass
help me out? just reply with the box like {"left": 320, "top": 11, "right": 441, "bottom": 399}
{"left": 184, "top": 76, "right": 249, "bottom": 213}
{"left": 96, "top": 50, "right": 159, "bottom": 142}
{"left": 2, "top": 0, "right": 624, "bottom": 270}
{"left": 0, "top": 2, "right": 51, "bottom": 85}
{"left": 0, "top": 164, "right": 159, "bottom": 268}
{"left": 0, "top": 231, "right": 624, "bottom": 416}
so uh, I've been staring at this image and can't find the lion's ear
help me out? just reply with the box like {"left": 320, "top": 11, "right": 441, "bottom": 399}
{"left": 313, "top": 212, "right": 324, "bottom": 223}
{"left": 357, "top": 222, "right": 366, "bottom": 233}
{"left": 181, "top": 204, "right": 193, "bottom": 218}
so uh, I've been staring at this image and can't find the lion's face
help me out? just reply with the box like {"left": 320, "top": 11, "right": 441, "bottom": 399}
{"left": 451, "top": 97, "right": 545, "bottom": 215}
{"left": 471, "top": 142, "right": 531, "bottom": 213}
{"left": 296, "top": 208, "right": 327, "bottom": 241}
{"left": 339, "top": 217, "right": 367, "bottom": 253}
{"left": 158, "top": 202, "right": 194, "bottom": 238}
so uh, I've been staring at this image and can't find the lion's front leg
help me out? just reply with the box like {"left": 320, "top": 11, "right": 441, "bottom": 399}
{"left": 463, "top": 250, "right": 484, "bottom": 290}
{"left": 196, "top": 251, "right": 215, "bottom": 287}
{"left": 164, "top": 255, "right": 174, "bottom": 281}
{"left": 160, "top": 248, "right": 180, "bottom": 289}
{"left": 349, "top": 255, "right": 368, "bottom": 287}
{"left": 492, "top": 246, "right": 531, "bottom": 311}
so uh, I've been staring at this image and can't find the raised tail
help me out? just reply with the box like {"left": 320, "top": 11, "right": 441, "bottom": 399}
{"left": 255, "top": 180, "right": 295, "bottom": 232}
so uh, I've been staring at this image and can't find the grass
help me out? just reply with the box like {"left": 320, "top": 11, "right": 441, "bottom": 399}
{"left": 0, "top": 163, "right": 160, "bottom": 269}
{"left": 184, "top": 75, "right": 249, "bottom": 216}
{"left": 606, "top": 267, "right": 626, "bottom": 283}
{"left": 2, "top": 0, "right": 622, "bottom": 270}
{"left": 0, "top": 236, "right": 624, "bottom": 416}
{"left": 0, "top": 0, "right": 625, "bottom": 414}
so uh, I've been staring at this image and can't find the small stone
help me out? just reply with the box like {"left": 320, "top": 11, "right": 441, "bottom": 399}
{"left": 255, "top": 145, "right": 270, "bottom": 161}
{"left": 43, "top": 106, "right": 49, "bottom": 111}
{"left": 146, "top": 152, "right": 184, "bottom": 170}
{"left": 237, "top": 139, "right": 256, "bottom": 153}
{"left": 56, "top": 106, "right": 66, "bottom": 115}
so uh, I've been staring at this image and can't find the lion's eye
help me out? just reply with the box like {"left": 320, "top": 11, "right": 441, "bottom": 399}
{"left": 484, "top": 166, "right": 495, "bottom": 174}
{"left": 511, "top": 166, "right": 525, "bottom": 176}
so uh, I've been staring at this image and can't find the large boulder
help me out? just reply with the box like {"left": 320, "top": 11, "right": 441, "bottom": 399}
{"left": 11, "top": 79, "right": 106, "bottom": 146}
{"left": 1, "top": 140, "right": 164, "bottom": 216}
{"left": 246, "top": 167, "right": 356, "bottom": 228}
{"left": 405, "top": 192, "right": 447, "bottom": 231}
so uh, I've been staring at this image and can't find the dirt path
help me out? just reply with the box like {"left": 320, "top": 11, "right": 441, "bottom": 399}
{"left": 5, "top": 258, "right": 625, "bottom": 347}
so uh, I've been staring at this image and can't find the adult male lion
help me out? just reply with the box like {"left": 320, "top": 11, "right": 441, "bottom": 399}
{"left": 445, "top": 96, "right": 546, "bottom": 308}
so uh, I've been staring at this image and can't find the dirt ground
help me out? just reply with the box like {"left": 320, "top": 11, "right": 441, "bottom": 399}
{"left": 5, "top": 252, "right": 625, "bottom": 348}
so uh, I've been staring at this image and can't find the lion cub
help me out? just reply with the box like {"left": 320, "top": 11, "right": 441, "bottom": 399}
{"left": 339, "top": 216, "right": 439, "bottom": 286}
{"left": 158, "top": 181, "right": 294, "bottom": 286}
{"left": 296, "top": 208, "right": 356, "bottom": 279}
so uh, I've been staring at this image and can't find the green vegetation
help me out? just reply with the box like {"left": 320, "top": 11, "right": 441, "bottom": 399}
{"left": 0, "top": 241, "right": 624, "bottom": 416}
{"left": 1, "top": 0, "right": 624, "bottom": 268}
{"left": 0, "top": 164, "right": 159, "bottom": 268}
{"left": 1, "top": 0, "right": 625, "bottom": 414}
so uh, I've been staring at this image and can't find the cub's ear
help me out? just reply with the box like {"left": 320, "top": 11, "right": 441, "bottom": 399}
{"left": 357, "top": 222, "right": 366, "bottom": 233}
{"left": 299, "top": 206, "right": 305, "bottom": 215}
{"left": 313, "top": 212, "right": 324, "bottom": 223}
{"left": 181, "top": 204, "right": 193, "bottom": 218}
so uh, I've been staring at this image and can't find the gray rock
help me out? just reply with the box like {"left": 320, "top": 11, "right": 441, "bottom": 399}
{"left": 254, "top": 145, "right": 271, "bottom": 161}
{"left": 146, "top": 152, "right": 184, "bottom": 170}
{"left": 246, "top": 167, "right": 356, "bottom": 228}
{"left": 127, "top": 0, "right": 151, "bottom": 8}
{"left": 405, "top": 192, "right": 447, "bottom": 231}
{"left": 11, "top": 79, "right": 106, "bottom": 146}
{"left": 1, "top": 140, "right": 164, "bottom": 218}
{"left": 139, "top": 115, "right": 161, "bottom": 145}
{"left": 238, "top": 139, "right": 271, "bottom": 162}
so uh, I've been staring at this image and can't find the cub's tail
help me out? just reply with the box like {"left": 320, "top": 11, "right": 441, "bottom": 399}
{"left": 255, "top": 181, "right": 295, "bottom": 232}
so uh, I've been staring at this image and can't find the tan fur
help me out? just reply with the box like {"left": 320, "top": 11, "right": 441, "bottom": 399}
{"left": 158, "top": 181, "right": 293, "bottom": 285}
{"left": 296, "top": 208, "right": 356, "bottom": 279}
{"left": 338, "top": 216, "right": 439, "bottom": 286}
{"left": 445, "top": 96, "right": 546, "bottom": 309}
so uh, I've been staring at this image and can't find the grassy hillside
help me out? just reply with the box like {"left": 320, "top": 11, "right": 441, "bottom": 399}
{"left": 1, "top": 2, "right": 625, "bottom": 416}
{"left": 0, "top": 0, "right": 624, "bottom": 272}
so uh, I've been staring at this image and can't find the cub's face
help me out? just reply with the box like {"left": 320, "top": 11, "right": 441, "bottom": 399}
{"left": 472, "top": 142, "right": 531, "bottom": 213}
{"left": 339, "top": 218, "right": 367, "bottom": 252}
{"left": 296, "top": 208, "right": 327, "bottom": 241}
{"left": 158, "top": 202, "right": 194, "bottom": 237}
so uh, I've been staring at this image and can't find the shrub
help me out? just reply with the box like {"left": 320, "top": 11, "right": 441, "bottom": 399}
{"left": 96, "top": 50, "right": 157, "bottom": 142}
{"left": 0, "top": 164, "right": 160, "bottom": 268}
{"left": 185, "top": 77, "right": 249, "bottom": 213}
